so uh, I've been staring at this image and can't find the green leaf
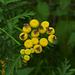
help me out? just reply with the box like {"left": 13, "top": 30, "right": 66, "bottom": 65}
{"left": 37, "top": 2, "right": 49, "bottom": 20}
{"left": 9, "top": 11, "right": 35, "bottom": 22}
{"left": 0, "top": 28, "right": 21, "bottom": 45}
{"left": 6, "top": 56, "right": 21, "bottom": 75}
{"left": 69, "top": 69, "right": 75, "bottom": 72}
{"left": 55, "top": 0, "right": 71, "bottom": 16}
{"left": 7, "top": 1, "right": 27, "bottom": 10}
{"left": 6, "top": 0, "right": 20, "bottom": 4}
{"left": 7, "top": 21, "right": 13, "bottom": 34}
{"left": 0, "top": 13, "right": 4, "bottom": 22}
{"left": 68, "top": 32, "right": 75, "bottom": 44}
{"left": 17, "top": 67, "right": 35, "bottom": 75}
{"left": 59, "top": 0, "right": 71, "bottom": 9}
{"left": 0, "top": 0, "right": 5, "bottom": 4}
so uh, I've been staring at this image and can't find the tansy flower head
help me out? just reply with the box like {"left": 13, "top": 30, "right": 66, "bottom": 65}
{"left": 2, "top": 63, "right": 6, "bottom": 67}
{"left": 30, "top": 48, "right": 34, "bottom": 53}
{"left": 29, "top": 19, "right": 39, "bottom": 28}
{"left": 23, "top": 24, "right": 31, "bottom": 33}
{"left": 31, "top": 38, "right": 39, "bottom": 45}
{"left": 39, "top": 38, "right": 48, "bottom": 47}
{"left": 31, "top": 30, "right": 40, "bottom": 38}
{"left": 25, "top": 49, "right": 31, "bottom": 55}
{"left": 20, "top": 49, "right": 25, "bottom": 55}
{"left": 34, "top": 45, "right": 42, "bottom": 53}
{"left": 47, "top": 27, "right": 55, "bottom": 35}
{"left": 1, "top": 68, "right": 5, "bottom": 75}
{"left": 24, "top": 55, "right": 30, "bottom": 61}
{"left": 48, "top": 35, "right": 57, "bottom": 43}
{"left": 22, "top": 60, "right": 27, "bottom": 63}
{"left": 38, "top": 26, "right": 46, "bottom": 34}
{"left": 41, "top": 21, "right": 49, "bottom": 28}
{"left": 19, "top": 33, "right": 28, "bottom": 41}
{"left": 24, "top": 39, "right": 33, "bottom": 48}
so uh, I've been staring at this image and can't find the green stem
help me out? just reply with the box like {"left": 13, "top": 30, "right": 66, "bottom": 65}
{"left": 0, "top": 28, "right": 21, "bottom": 46}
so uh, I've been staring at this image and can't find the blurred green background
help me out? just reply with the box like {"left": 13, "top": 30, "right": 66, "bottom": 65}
{"left": 0, "top": 0, "right": 75, "bottom": 75}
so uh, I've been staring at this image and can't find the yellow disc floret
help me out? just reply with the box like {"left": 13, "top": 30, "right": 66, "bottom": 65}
{"left": 34, "top": 45, "right": 42, "bottom": 54}
{"left": 41, "top": 21, "right": 49, "bottom": 28}
{"left": 25, "top": 49, "right": 31, "bottom": 55}
{"left": 29, "top": 19, "right": 39, "bottom": 28}
{"left": 39, "top": 38, "right": 48, "bottom": 47}
{"left": 48, "top": 35, "right": 57, "bottom": 43}
{"left": 31, "top": 38, "right": 39, "bottom": 45}
{"left": 19, "top": 33, "right": 28, "bottom": 41}
{"left": 47, "top": 27, "right": 55, "bottom": 35}
{"left": 24, "top": 55, "right": 30, "bottom": 61}
{"left": 30, "top": 48, "right": 34, "bottom": 53}
{"left": 38, "top": 26, "right": 46, "bottom": 34}
{"left": 31, "top": 30, "right": 40, "bottom": 38}
{"left": 23, "top": 24, "right": 31, "bottom": 33}
{"left": 20, "top": 49, "right": 25, "bottom": 55}
{"left": 24, "top": 39, "right": 33, "bottom": 48}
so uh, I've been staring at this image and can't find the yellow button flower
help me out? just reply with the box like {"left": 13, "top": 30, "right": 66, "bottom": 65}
{"left": 22, "top": 60, "right": 27, "bottom": 63}
{"left": 2, "top": 63, "right": 6, "bottom": 67}
{"left": 30, "top": 48, "right": 34, "bottom": 53}
{"left": 19, "top": 33, "right": 28, "bottom": 41}
{"left": 24, "top": 55, "right": 30, "bottom": 61}
{"left": 24, "top": 39, "right": 33, "bottom": 48}
{"left": 48, "top": 35, "right": 57, "bottom": 43}
{"left": 41, "top": 21, "right": 49, "bottom": 28}
{"left": 25, "top": 49, "right": 31, "bottom": 55}
{"left": 31, "top": 38, "right": 39, "bottom": 45}
{"left": 39, "top": 38, "right": 48, "bottom": 47}
{"left": 20, "top": 49, "right": 25, "bottom": 55}
{"left": 31, "top": 30, "right": 40, "bottom": 38}
{"left": 34, "top": 45, "right": 42, "bottom": 53}
{"left": 38, "top": 26, "right": 46, "bottom": 34}
{"left": 0, "top": 60, "right": 5, "bottom": 64}
{"left": 47, "top": 27, "right": 55, "bottom": 35}
{"left": 23, "top": 24, "right": 31, "bottom": 33}
{"left": 5, "top": 57, "right": 8, "bottom": 60}
{"left": 1, "top": 68, "right": 5, "bottom": 75}
{"left": 29, "top": 19, "right": 39, "bottom": 28}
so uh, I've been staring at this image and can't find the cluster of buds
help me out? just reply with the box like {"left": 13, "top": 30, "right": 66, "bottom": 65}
{"left": 19, "top": 19, "right": 57, "bottom": 63}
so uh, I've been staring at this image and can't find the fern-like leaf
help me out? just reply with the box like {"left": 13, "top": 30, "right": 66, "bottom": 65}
{"left": 9, "top": 11, "right": 35, "bottom": 22}
{"left": 6, "top": 55, "right": 21, "bottom": 75}
{"left": 6, "top": 0, "right": 20, "bottom": 4}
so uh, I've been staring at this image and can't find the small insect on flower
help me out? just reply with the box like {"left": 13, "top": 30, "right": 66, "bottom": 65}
{"left": 19, "top": 33, "right": 28, "bottom": 41}
{"left": 24, "top": 39, "right": 33, "bottom": 48}
{"left": 31, "top": 38, "right": 39, "bottom": 45}
{"left": 48, "top": 35, "right": 57, "bottom": 43}
{"left": 23, "top": 24, "right": 31, "bottom": 33}
{"left": 41, "top": 21, "right": 49, "bottom": 28}
{"left": 30, "top": 48, "right": 34, "bottom": 53}
{"left": 25, "top": 49, "right": 31, "bottom": 55}
{"left": 20, "top": 49, "right": 25, "bottom": 55}
{"left": 31, "top": 30, "right": 40, "bottom": 38}
{"left": 24, "top": 55, "right": 30, "bottom": 61}
{"left": 39, "top": 38, "right": 48, "bottom": 47}
{"left": 38, "top": 26, "right": 46, "bottom": 34}
{"left": 29, "top": 19, "right": 39, "bottom": 28}
{"left": 34, "top": 45, "right": 42, "bottom": 53}
{"left": 47, "top": 27, "right": 55, "bottom": 35}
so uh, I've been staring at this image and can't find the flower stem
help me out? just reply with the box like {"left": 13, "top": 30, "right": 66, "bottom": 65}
{"left": 0, "top": 28, "right": 21, "bottom": 46}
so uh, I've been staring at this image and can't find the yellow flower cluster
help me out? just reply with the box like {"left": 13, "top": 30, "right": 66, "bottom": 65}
{"left": 19, "top": 19, "right": 57, "bottom": 63}
{"left": 0, "top": 60, "right": 6, "bottom": 75}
